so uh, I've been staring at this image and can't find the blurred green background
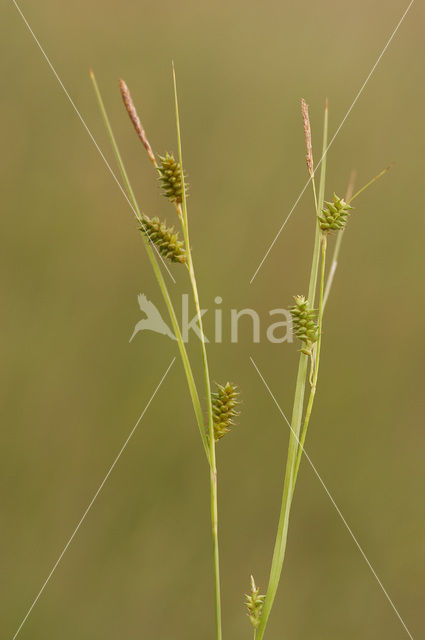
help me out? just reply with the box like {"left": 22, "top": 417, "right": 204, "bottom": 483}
{"left": 1, "top": 1, "right": 424, "bottom": 638}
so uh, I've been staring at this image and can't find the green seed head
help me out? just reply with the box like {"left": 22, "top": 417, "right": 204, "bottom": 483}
{"left": 211, "top": 382, "right": 240, "bottom": 442}
{"left": 318, "top": 193, "right": 353, "bottom": 232}
{"left": 245, "top": 575, "right": 265, "bottom": 630}
{"left": 140, "top": 215, "right": 186, "bottom": 264}
{"left": 157, "top": 152, "right": 186, "bottom": 204}
{"left": 290, "top": 295, "right": 319, "bottom": 356}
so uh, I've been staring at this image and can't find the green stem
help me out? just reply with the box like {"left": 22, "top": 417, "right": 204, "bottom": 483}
{"left": 256, "top": 353, "right": 308, "bottom": 640}
{"left": 292, "top": 233, "right": 327, "bottom": 488}
{"left": 297, "top": 166, "right": 389, "bottom": 495}
{"left": 309, "top": 102, "right": 329, "bottom": 305}
{"left": 347, "top": 164, "right": 392, "bottom": 205}
{"left": 311, "top": 176, "right": 318, "bottom": 212}
{"left": 172, "top": 65, "right": 222, "bottom": 640}
{"left": 324, "top": 165, "right": 391, "bottom": 310}
{"left": 322, "top": 170, "right": 355, "bottom": 310}
{"left": 322, "top": 227, "right": 343, "bottom": 311}
{"left": 90, "top": 70, "right": 209, "bottom": 461}
{"left": 256, "top": 100, "right": 328, "bottom": 640}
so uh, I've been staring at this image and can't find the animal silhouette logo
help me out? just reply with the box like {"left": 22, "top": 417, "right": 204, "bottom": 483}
{"left": 130, "top": 293, "right": 293, "bottom": 344}
{"left": 129, "top": 294, "right": 176, "bottom": 342}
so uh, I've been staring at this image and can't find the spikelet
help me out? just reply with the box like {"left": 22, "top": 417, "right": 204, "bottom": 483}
{"left": 211, "top": 382, "right": 240, "bottom": 442}
{"left": 318, "top": 193, "right": 353, "bottom": 232}
{"left": 301, "top": 98, "right": 314, "bottom": 177}
{"left": 245, "top": 575, "right": 265, "bottom": 630}
{"left": 157, "top": 152, "right": 186, "bottom": 204}
{"left": 140, "top": 215, "right": 186, "bottom": 264}
{"left": 119, "top": 79, "right": 156, "bottom": 166}
{"left": 290, "top": 295, "right": 319, "bottom": 356}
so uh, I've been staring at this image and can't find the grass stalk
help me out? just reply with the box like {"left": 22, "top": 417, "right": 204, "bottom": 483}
{"left": 309, "top": 100, "right": 329, "bottom": 304}
{"left": 90, "top": 70, "right": 210, "bottom": 461}
{"left": 256, "top": 100, "right": 328, "bottom": 640}
{"left": 292, "top": 232, "right": 327, "bottom": 487}
{"left": 255, "top": 352, "right": 308, "bottom": 640}
{"left": 322, "top": 170, "right": 356, "bottom": 310}
{"left": 172, "top": 65, "right": 222, "bottom": 640}
{"left": 323, "top": 164, "right": 391, "bottom": 309}
{"left": 348, "top": 165, "right": 392, "bottom": 205}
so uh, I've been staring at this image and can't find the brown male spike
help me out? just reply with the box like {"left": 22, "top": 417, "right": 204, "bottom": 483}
{"left": 119, "top": 78, "right": 156, "bottom": 166}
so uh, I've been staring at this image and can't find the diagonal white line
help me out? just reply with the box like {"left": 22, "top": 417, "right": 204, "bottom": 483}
{"left": 11, "top": 0, "right": 176, "bottom": 284}
{"left": 250, "top": 356, "right": 414, "bottom": 640}
{"left": 250, "top": 0, "right": 415, "bottom": 284}
{"left": 10, "top": 357, "right": 176, "bottom": 640}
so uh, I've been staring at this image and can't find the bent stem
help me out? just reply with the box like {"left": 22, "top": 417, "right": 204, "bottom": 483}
{"left": 89, "top": 70, "right": 210, "bottom": 461}
{"left": 172, "top": 66, "right": 222, "bottom": 640}
{"left": 257, "top": 100, "right": 329, "bottom": 640}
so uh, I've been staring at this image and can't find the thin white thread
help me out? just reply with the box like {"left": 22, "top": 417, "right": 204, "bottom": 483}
{"left": 11, "top": 0, "right": 176, "bottom": 284}
{"left": 10, "top": 358, "right": 176, "bottom": 640}
{"left": 250, "top": 356, "right": 414, "bottom": 639}
{"left": 249, "top": 0, "right": 415, "bottom": 284}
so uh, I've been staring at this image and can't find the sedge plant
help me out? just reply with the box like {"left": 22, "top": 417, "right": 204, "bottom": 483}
{"left": 250, "top": 100, "right": 391, "bottom": 640}
{"left": 90, "top": 68, "right": 242, "bottom": 640}
{"left": 91, "top": 67, "right": 389, "bottom": 639}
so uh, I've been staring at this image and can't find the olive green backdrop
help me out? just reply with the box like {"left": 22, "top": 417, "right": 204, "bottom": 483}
{"left": 1, "top": 1, "right": 424, "bottom": 638}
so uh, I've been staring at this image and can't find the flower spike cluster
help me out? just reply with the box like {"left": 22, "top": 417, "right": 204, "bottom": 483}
{"left": 318, "top": 193, "right": 353, "bottom": 232}
{"left": 290, "top": 295, "right": 319, "bottom": 356}
{"left": 140, "top": 215, "right": 186, "bottom": 264}
{"left": 211, "top": 382, "right": 240, "bottom": 441}
{"left": 245, "top": 575, "right": 265, "bottom": 630}
{"left": 158, "top": 152, "right": 186, "bottom": 204}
